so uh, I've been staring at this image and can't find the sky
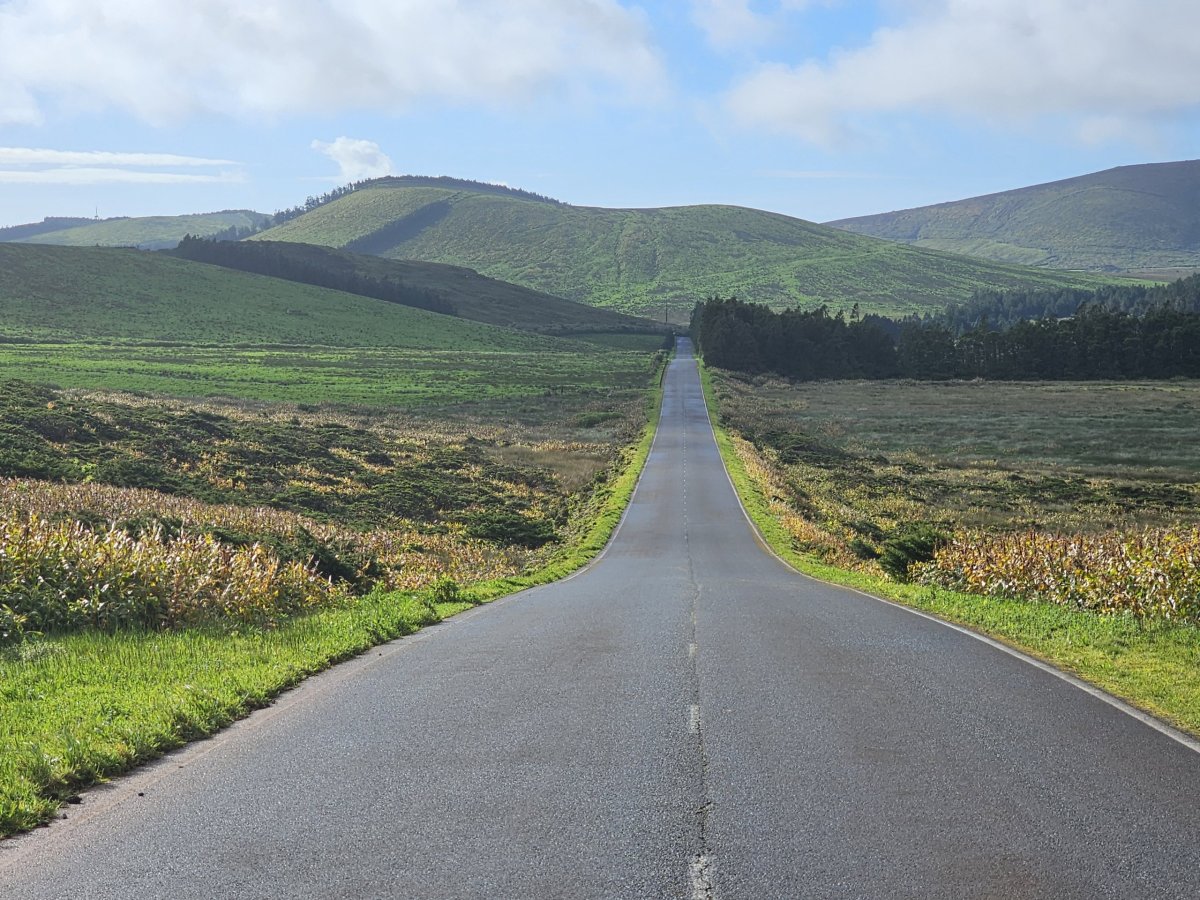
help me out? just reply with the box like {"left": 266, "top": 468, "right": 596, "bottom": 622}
{"left": 1, "top": 0, "right": 1199, "bottom": 228}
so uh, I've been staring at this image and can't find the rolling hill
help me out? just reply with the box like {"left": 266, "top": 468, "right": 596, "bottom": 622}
{"left": 251, "top": 176, "right": 1116, "bottom": 318}
{"left": 0, "top": 243, "right": 577, "bottom": 352}
{"left": 0, "top": 211, "right": 271, "bottom": 250}
{"left": 167, "top": 238, "right": 654, "bottom": 334}
{"left": 827, "top": 160, "right": 1200, "bottom": 273}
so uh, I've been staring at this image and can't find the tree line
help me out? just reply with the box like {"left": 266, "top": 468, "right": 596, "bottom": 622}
{"left": 690, "top": 293, "right": 1200, "bottom": 381}
{"left": 171, "top": 236, "right": 455, "bottom": 316}
{"left": 935, "top": 274, "right": 1200, "bottom": 333}
{"left": 270, "top": 182, "right": 363, "bottom": 227}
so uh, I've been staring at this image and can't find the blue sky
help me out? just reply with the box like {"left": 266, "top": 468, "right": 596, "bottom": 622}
{"left": 1, "top": 0, "right": 1198, "bottom": 228}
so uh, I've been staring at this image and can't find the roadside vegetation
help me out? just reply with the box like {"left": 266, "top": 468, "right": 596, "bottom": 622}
{"left": 702, "top": 367, "right": 1200, "bottom": 737}
{"left": 0, "top": 361, "right": 665, "bottom": 835}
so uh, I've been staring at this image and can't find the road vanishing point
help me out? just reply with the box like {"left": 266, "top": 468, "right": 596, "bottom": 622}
{"left": 3, "top": 339, "right": 1200, "bottom": 899}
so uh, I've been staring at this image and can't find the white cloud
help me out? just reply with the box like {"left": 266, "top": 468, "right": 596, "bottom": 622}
{"left": 312, "top": 138, "right": 395, "bottom": 181}
{"left": 725, "top": 0, "right": 1200, "bottom": 146}
{"left": 0, "top": 146, "right": 243, "bottom": 186}
{"left": 691, "top": 0, "right": 773, "bottom": 49}
{"left": 691, "top": 0, "right": 825, "bottom": 51}
{"left": 0, "top": 148, "right": 239, "bottom": 168}
{"left": 0, "top": 168, "right": 245, "bottom": 185}
{"left": 0, "top": 0, "right": 666, "bottom": 126}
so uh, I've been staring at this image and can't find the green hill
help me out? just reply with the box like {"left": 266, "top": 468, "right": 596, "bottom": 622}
{"left": 2, "top": 211, "right": 271, "bottom": 250}
{"left": 252, "top": 176, "right": 1115, "bottom": 318}
{"left": 168, "top": 238, "right": 655, "bottom": 334}
{"left": 0, "top": 244, "right": 567, "bottom": 352}
{"left": 827, "top": 160, "right": 1200, "bottom": 273}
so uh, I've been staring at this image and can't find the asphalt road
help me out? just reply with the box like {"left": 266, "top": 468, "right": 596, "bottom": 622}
{"left": 3, "top": 338, "right": 1199, "bottom": 899}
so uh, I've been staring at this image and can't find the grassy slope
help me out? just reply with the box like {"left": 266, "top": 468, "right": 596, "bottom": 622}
{"left": 7, "top": 211, "right": 270, "bottom": 250}
{"left": 254, "top": 182, "right": 1116, "bottom": 317}
{"left": 185, "top": 240, "right": 654, "bottom": 333}
{"left": 0, "top": 244, "right": 566, "bottom": 352}
{"left": 828, "top": 160, "right": 1200, "bottom": 271}
{"left": 699, "top": 365, "right": 1200, "bottom": 741}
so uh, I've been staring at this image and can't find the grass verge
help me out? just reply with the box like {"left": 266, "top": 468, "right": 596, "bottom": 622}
{"left": 0, "top": 357, "right": 669, "bottom": 838}
{"left": 698, "top": 363, "right": 1200, "bottom": 741}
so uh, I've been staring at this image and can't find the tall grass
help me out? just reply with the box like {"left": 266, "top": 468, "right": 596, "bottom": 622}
{"left": 0, "top": 477, "right": 530, "bottom": 643}
{"left": 0, "top": 513, "right": 333, "bottom": 635}
{"left": 918, "top": 527, "right": 1200, "bottom": 623}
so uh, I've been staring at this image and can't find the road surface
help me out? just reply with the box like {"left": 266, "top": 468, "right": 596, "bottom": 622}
{"left": 3, "top": 339, "right": 1199, "bottom": 898}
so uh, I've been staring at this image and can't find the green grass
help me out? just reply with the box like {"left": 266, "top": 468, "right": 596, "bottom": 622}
{"left": 571, "top": 332, "right": 674, "bottom": 351}
{"left": 700, "top": 364, "right": 1200, "bottom": 740}
{"left": 0, "top": 342, "right": 658, "bottom": 408}
{"left": 254, "top": 181, "right": 1118, "bottom": 318}
{"left": 829, "top": 159, "right": 1200, "bottom": 272}
{"left": 6, "top": 211, "right": 269, "bottom": 250}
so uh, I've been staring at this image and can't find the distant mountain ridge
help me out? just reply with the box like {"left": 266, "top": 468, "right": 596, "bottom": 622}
{"left": 827, "top": 160, "right": 1200, "bottom": 273}
{"left": 0, "top": 217, "right": 97, "bottom": 242}
{"left": 0, "top": 210, "right": 270, "bottom": 250}
{"left": 252, "top": 178, "right": 1114, "bottom": 318}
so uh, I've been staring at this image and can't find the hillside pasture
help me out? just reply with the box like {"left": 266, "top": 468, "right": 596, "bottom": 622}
{"left": 254, "top": 181, "right": 1118, "bottom": 318}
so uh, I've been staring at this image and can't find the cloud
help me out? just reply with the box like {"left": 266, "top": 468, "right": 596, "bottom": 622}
{"left": 691, "top": 0, "right": 773, "bottom": 49}
{"left": 0, "top": 146, "right": 243, "bottom": 185}
{"left": 690, "top": 0, "right": 824, "bottom": 51}
{"left": 0, "top": 168, "right": 245, "bottom": 185}
{"left": 0, "top": 148, "right": 239, "bottom": 168}
{"left": 312, "top": 138, "right": 395, "bottom": 181}
{"left": 724, "top": 0, "right": 1200, "bottom": 146}
{"left": 0, "top": 0, "right": 666, "bottom": 126}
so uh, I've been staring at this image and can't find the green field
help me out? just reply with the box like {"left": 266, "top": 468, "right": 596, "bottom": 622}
{"left": 709, "top": 373, "right": 1200, "bottom": 544}
{"left": 254, "top": 178, "right": 1117, "bottom": 318}
{"left": 741, "top": 378, "right": 1200, "bottom": 478}
{"left": 0, "top": 244, "right": 582, "bottom": 352}
{"left": 0, "top": 343, "right": 659, "bottom": 407}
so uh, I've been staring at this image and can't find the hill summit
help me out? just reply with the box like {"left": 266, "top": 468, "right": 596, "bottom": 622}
{"left": 827, "top": 160, "right": 1200, "bottom": 274}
